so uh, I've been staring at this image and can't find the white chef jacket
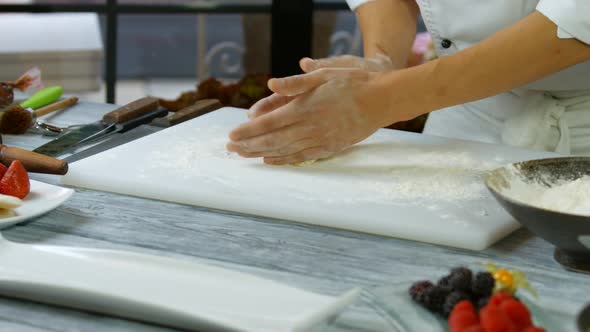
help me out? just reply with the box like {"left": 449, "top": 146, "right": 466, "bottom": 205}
{"left": 345, "top": 0, "right": 590, "bottom": 155}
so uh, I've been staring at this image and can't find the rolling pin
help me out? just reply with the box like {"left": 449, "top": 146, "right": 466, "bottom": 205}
{"left": 0, "top": 144, "right": 68, "bottom": 175}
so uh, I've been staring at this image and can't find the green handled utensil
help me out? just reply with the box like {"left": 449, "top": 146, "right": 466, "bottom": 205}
{"left": 19, "top": 85, "right": 63, "bottom": 110}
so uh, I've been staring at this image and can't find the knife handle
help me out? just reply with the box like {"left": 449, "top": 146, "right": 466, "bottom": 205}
{"left": 118, "top": 108, "right": 168, "bottom": 133}
{"left": 152, "top": 99, "right": 222, "bottom": 127}
{"left": 102, "top": 97, "right": 159, "bottom": 124}
{"left": 0, "top": 145, "right": 68, "bottom": 175}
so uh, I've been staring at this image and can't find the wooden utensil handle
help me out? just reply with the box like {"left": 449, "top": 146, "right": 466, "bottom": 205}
{"left": 0, "top": 145, "right": 68, "bottom": 175}
{"left": 152, "top": 99, "right": 222, "bottom": 127}
{"left": 33, "top": 97, "right": 79, "bottom": 117}
{"left": 102, "top": 97, "right": 159, "bottom": 124}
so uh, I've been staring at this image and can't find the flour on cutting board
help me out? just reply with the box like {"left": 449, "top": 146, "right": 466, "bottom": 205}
{"left": 144, "top": 125, "right": 506, "bottom": 204}
{"left": 63, "top": 108, "right": 562, "bottom": 250}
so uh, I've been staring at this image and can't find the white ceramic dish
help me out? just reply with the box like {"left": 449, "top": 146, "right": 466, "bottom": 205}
{"left": 0, "top": 180, "right": 74, "bottom": 229}
{"left": 0, "top": 236, "right": 360, "bottom": 332}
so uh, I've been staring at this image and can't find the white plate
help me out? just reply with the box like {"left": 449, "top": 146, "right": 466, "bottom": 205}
{"left": 0, "top": 180, "right": 74, "bottom": 229}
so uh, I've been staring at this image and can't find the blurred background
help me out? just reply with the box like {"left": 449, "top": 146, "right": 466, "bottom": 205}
{"left": 0, "top": 0, "right": 430, "bottom": 129}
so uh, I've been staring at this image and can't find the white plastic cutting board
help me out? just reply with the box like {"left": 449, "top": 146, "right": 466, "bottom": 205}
{"left": 62, "top": 108, "right": 556, "bottom": 250}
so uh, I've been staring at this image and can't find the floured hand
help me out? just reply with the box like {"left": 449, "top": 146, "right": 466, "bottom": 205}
{"left": 226, "top": 68, "right": 394, "bottom": 165}
{"left": 299, "top": 53, "right": 395, "bottom": 73}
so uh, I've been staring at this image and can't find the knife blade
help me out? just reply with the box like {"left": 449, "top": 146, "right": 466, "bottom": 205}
{"left": 33, "top": 97, "right": 160, "bottom": 157}
{"left": 73, "top": 107, "right": 168, "bottom": 147}
{"left": 63, "top": 99, "right": 223, "bottom": 163}
{"left": 63, "top": 125, "right": 159, "bottom": 164}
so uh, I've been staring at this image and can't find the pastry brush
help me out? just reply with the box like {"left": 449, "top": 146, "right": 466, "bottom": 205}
{"left": 0, "top": 86, "right": 67, "bottom": 135}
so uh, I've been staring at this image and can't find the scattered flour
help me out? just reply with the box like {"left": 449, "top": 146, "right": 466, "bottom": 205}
{"left": 145, "top": 125, "right": 506, "bottom": 203}
{"left": 501, "top": 170, "right": 590, "bottom": 216}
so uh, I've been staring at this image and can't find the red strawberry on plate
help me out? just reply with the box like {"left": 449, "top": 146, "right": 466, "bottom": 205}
{"left": 0, "top": 163, "right": 6, "bottom": 179}
{"left": 500, "top": 298, "right": 533, "bottom": 329}
{"left": 463, "top": 325, "right": 485, "bottom": 332}
{"left": 0, "top": 160, "right": 30, "bottom": 199}
{"left": 487, "top": 291, "right": 514, "bottom": 307}
{"left": 480, "top": 303, "right": 518, "bottom": 332}
{"left": 449, "top": 300, "right": 479, "bottom": 332}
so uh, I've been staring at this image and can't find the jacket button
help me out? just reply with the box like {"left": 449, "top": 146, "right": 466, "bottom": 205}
{"left": 441, "top": 39, "right": 452, "bottom": 49}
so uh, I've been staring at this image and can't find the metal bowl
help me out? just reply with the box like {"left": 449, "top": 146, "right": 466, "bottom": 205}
{"left": 485, "top": 157, "right": 590, "bottom": 273}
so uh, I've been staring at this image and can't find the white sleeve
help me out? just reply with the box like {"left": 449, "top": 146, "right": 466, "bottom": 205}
{"left": 346, "top": 0, "right": 375, "bottom": 11}
{"left": 536, "top": 0, "right": 590, "bottom": 44}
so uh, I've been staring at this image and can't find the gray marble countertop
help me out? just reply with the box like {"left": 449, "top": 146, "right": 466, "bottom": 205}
{"left": 1, "top": 102, "right": 588, "bottom": 332}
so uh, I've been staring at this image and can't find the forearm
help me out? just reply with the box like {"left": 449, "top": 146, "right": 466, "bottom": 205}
{"left": 376, "top": 10, "right": 590, "bottom": 123}
{"left": 356, "top": 0, "right": 419, "bottom": 69}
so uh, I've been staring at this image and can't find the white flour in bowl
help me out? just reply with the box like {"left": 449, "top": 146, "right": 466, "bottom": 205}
{"left": 500, "top": 168, "right": 590, "bottom": 216}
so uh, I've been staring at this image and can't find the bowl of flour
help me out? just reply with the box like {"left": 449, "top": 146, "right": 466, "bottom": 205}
{"left": 485, "top": 157, "right": 590, "bottom": 273}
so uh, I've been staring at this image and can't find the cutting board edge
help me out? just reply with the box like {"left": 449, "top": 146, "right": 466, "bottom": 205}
{"left": 60, "top": 174, "right": 516, "bottom": 251}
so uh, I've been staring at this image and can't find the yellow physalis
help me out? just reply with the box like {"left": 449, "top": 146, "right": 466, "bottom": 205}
{"left": 494, "top": 269, "right": 514, "bottom": 288}
{"left": 484, "top": 262, "right": 538, "bottom": 297}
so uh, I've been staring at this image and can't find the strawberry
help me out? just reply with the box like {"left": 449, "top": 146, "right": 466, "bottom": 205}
{"left": 523, "top": 327, "right": 546, "bottom": 332}
{"left": 453, "top": 300, "right": 476, "bottom": 313}
{"left": 500, "top": 298, "right": 532, "bottom": 329}
{"left": 449, "top": 300, "right": 479, "bottom": 332}
{"left": 449, "top": 311, "right": 479, "bottom": 332}
{"left": 463, "top": 325, "right": 485, "bottom": 332}
{"left": 0, "top": 160, "right": 30, "bottom": 199}
{"left": 487, "top": 291, "right": 513, "bottom": 307}
{"left": 0, "top": 163, "right": 6, "bottom": 179}
{"left": 480, "top": 304, "right": 518, "bottom": 332}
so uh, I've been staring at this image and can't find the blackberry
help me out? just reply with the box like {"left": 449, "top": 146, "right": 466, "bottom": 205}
{"left": 472, "top": 271, "right": 495, "bottom": 297}
{"left": 448, "top": 267, "right": 473, "bottom": 292}
{"left": 409, "top": 280, "right": 433, "bottom": 304}
{"left": 437, "top": 274, "right": 452, "bottom": 288}
{"left": 476, "top": 296, "right": 490, "bottom": 310}
{"left": 442, "top": 291, "right": 471, "bottom": 317}
{"left": 450, "top": 266, "right": 473, "bottom": 279}
{"left": 422, "top": 286, "right": 451, "bottom": 313}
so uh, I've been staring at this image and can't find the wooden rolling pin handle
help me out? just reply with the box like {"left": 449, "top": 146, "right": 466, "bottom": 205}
{"left": 34, "top": 97, "right": 79, "bottom": 117}
{"left": 0, "top": 145, "right": 68, "bottom": 175}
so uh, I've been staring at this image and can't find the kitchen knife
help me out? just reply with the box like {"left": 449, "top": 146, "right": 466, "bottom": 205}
{"left": 152, "top": 99, "right": 221, "bottom": 127}
{"left": 33, "top": 97, "right": 160, "bottom": 157}
{"left": 73, "top": 107, "right": 168, "bottom": 147}
{"left": 63, "top": 99, "right": 223, "bottom": 164}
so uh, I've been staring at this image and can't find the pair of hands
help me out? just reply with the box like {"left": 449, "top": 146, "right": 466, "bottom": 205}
{"left": 226, "top": 54, "right": 396, "bottom": 165}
